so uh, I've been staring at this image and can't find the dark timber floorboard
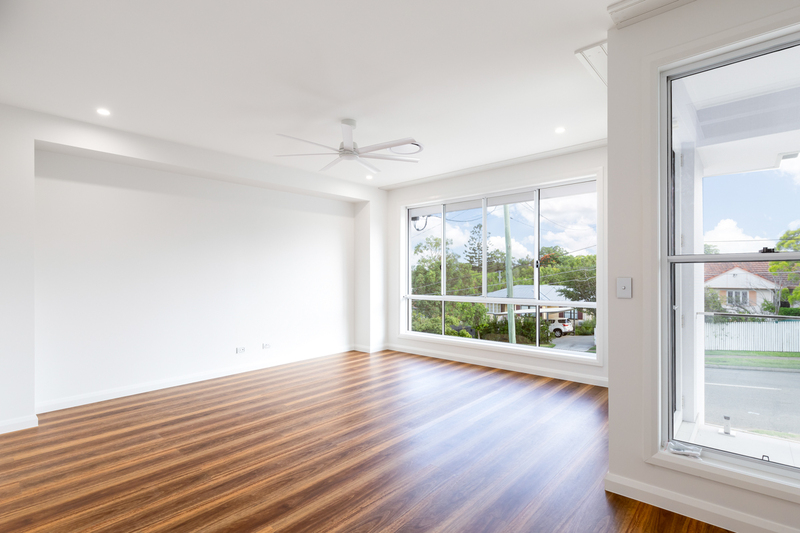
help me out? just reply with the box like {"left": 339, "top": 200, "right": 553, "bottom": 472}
{"left": 0, "top": 350, "right": 730, "bottom": 532}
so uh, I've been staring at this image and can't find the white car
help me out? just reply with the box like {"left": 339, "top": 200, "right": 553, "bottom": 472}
{"left": 549, "top": 319, "right": 573, "bottom": 338}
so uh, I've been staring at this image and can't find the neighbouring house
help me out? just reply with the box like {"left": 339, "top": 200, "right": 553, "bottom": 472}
{"left": 485, "top": 284, "right": 593, "bottom": 322}
{"left": 704, "top": 262, "right": 797, "bottom": 313}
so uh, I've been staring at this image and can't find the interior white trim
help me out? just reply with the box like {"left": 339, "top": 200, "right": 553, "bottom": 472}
{"left": 34, "top": 348, "right": 351, "bottom": 414}
{"left": 398, "top": 331, "right": 601, "bottom": 366}
{"left": 647, "top": 450, "right": 800, "bottom": 504}
{"left": 0, "top": 415, "right": 38, "bottom": 435}
{"left": 387, "top": 342, "right": 607, "bottom": 387}
{"left": 605, "top": 472, "right": 800, "bottom": 533}
{"left": 381, "top": 139, "right": 607, "bottom": 191}
{"left": 607, "top": 0, "right": 696, "bottom": 28}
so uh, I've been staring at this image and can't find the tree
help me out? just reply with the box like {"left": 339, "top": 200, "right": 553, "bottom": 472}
{"left": 704, "top": 243, "right": 720, "bottom": 254}
{"left": 540, "top": 253, "right": 597, "bottom": 302}
{"left": 769, "top": 228, "right": 800, "bottom": 306}
{"left": 464, "top": 224, "right": 483, "bottom": 270}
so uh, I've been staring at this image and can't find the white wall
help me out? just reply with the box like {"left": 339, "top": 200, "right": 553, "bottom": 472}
{"left": 0, "top": 103, "right": 387, "bottom": 435}
{"left": 34, "top": 150, "right": 354, "bottom": 411}
{"left": 385, "top": 144, "right": 609, "bottom": 386}
{"left": 606, "top": 1, "right": 800, "bottom": 531}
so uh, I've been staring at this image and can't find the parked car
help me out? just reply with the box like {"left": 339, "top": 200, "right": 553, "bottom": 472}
{"left": 549, "top": 319, "right": 573, "bottom": 338}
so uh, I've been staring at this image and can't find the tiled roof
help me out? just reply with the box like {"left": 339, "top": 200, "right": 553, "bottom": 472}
{"left": 704, "top": 262, "right": 797, "bottom": 288}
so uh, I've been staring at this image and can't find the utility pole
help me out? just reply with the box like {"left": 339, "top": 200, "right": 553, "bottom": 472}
{"left": 504, "top": 204, "right": 516, "bottom": 343}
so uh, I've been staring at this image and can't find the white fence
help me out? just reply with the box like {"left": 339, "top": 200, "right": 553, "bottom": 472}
{"left": 705, "top": 321, "right": 800, "bottom": 352}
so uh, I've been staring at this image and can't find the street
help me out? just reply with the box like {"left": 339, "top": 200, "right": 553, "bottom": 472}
{"left": 705, "top": 367, "right": 800, "bottom": 436}
{"left": 551, "top": 335, "right": 595, "bottom": 352}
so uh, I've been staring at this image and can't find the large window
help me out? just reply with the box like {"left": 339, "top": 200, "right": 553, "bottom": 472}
{"left": 406, "top": 181, "right": 597, "bottom": 357}
{"left": 665, "top": 41, "right": 800, "bottom": 472}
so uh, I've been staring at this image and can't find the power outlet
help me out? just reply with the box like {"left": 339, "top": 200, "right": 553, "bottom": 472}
{"left": 236, "top": 347, "right": 245, "bottom": 354}
{"left": 262, "top": 343, "right": 271, "bottom": 349}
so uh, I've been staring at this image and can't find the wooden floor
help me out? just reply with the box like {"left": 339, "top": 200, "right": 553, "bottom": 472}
{"left": 0, "top": 350, "right": 729, "bottom": 532}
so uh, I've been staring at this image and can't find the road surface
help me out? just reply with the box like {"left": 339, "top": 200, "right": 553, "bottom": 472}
{"left": 705, "top": 367, "right": 800, "bottom": 435}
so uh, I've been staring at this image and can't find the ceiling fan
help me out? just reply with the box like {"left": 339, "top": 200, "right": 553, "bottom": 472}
{"left": 276, "top": 119, "right": 422, "bottom": 173}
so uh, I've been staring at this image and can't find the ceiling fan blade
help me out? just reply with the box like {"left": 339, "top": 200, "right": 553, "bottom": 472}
{"left": 357, "top": 137, "right": 416, "bottom": 155}
{"left": 358, "top": 154, "right": 419, "bottom": 163}
{"left": 341, "top": 122, "right": 354, "bottom": 151}
{"left": 354, "top": 157, "right": 381, "bottom": 173}
{"left": 320, "top": 157, "right": 344, "bottom": 172}
{"left": 277, "top": 133, "right": 339, "bottom": 152}
{"left": 275, "top": 153, "right": 341, "bottom": 157}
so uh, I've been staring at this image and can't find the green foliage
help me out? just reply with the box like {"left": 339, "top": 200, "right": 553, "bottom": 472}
{"left": 445, "top": 326, "right": 472, "bottom": 338}
{"left": 464, "top": 224, "right": 483, "bottom": 270}
{"left": 540, "top": 253, "right": 597, "bottom": 302}
{"left": 770, "top": 229, "right": 800, "bottom": 306}
{"left": 575, "top": 318, "right": 596, "bottom": 336}
{"left": 704, "top": 287, "right": 724, "bottom": 313}
{"left": 475, "top": 315, "right": 550, "bottom": 345}
{"left": 409, "top": 218, "right": 596, "bottom": 345}
{"left": 779, "top": 307, "right": 800, "bottom": 317}
{"left": 704, "top": 243, "right": 720, "bottom": 254}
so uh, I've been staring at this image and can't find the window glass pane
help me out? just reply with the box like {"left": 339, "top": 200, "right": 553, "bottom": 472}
{"left": 445, "top": 202, "right": 483, "bottom": 296}
{"left": 409, "top": 211, "right": 442, "bottom": 295}
{"left": 670, "top": 44, "right": 800, "bottom": 255}
{"left": 411, "top": 300, "right": 442, "bottom": 335}
{"left": 541, "top": 306, "right": 597, "bottom": 355}
{"left": 472, "top": 303, "right": 542, "bottom": 346}
{"left": 443, "top": 301, "right": 487, "bottom": 338}
{"left": 539, "top": 183, "right": 597, "bottom": 303}
{"left": 673, "top": 262, "right": 800, "bottom": 468}
{"left": 486, "top": 200, "right": 537, "bottom": 299}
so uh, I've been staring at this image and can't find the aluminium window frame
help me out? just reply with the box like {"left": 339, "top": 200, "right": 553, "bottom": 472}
{"left": 403, "top": 179, "right": 599, "bottom": 361}
{"left": 658, "top": 32, "right": 800, "bottom": 488}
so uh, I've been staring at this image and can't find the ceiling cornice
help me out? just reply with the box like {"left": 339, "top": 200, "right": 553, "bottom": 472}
{"left": 381, "top": 138, "right": 607, "bottom": 191}
{"left": 607, "top": 0, "right": 696, "bottom": 28}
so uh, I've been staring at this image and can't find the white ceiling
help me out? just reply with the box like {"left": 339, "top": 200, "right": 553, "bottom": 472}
{"left": 0, "top": 0, "right": 611, "bottom": 189}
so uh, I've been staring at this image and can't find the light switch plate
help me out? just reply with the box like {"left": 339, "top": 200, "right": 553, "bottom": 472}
{"left": 617, "top": 277, "right": 632, "bottom": 299}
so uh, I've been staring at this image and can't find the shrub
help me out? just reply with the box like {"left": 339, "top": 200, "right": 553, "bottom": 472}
{"left": 575, "top": 318, "right": 596, "bottom": 336}
{"left": 779, "top": 307, "right": 800, "bottom": 317}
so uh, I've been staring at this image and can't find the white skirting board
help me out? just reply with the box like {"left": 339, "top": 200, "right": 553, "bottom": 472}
{"left": 35, "top": 346, "right": 354, "bottom": 415}
{"left": 604, "top": 473, "right": 800, "bottom": 533}
{"left": 387, "top": 343, "right": 608, "bottom": 387}
{"left": 0, "top": 414, "right": 39, "bottom": 435}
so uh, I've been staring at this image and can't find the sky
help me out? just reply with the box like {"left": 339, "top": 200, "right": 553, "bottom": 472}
{"left": 702, "top": 156, "right": 800, "bottom": 254}
{"left": 408, "top": 190, "right": 598, "bottom": 269}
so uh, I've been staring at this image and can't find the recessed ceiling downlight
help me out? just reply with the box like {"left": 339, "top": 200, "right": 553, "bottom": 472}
{"left": 390, "top": 142, "right": 424, "bottom": 155}
{"left": 97, "top": 108, "right": 111, "bottom": 116}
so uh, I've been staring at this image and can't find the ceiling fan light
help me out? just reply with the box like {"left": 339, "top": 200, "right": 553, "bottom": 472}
{"left": 390, "top": 142, "right": 424, "bottom": 155}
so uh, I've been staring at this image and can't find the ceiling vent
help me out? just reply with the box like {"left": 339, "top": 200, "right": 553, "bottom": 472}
{"left": 575, "top": 42, "right": 608, "bottom": 87}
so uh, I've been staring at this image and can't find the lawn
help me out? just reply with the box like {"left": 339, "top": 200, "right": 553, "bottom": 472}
{"left": 706, "top": 355, "right": 800, "bottom": 370}
{"left": 706, "top": 350, "right": 800, "bottom": 358}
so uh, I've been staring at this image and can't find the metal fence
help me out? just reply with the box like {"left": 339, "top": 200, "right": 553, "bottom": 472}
{"left": 705, "top": 320, "right": 800, "bottom": 352}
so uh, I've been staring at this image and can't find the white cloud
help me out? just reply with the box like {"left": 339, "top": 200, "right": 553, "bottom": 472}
{"left": 704, "top": 219, "right": 774, "bottom": 254}
{"left": 540, "top": 193, "right": 597, "bottom": 228}
{"left": 445, "top": 222, "right": 470, "bottom": 249}
{"left": 487, "top": 236, "right": 532, "bottom": 260}
{"left": 542, "top": 226, "right": 597, "bottom": 255}
{"left": 538, "top": 193, "right": 598, "bottom": 254}
{"left": 790, "top": 219, "right": 800, "bottom": 231}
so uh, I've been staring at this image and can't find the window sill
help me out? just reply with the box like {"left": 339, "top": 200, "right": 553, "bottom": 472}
{"left": 397, "top": 331, "right": 602, "bottom": 366}
{"left": 647, "top": 449, "right": 800, "bottom": 504}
